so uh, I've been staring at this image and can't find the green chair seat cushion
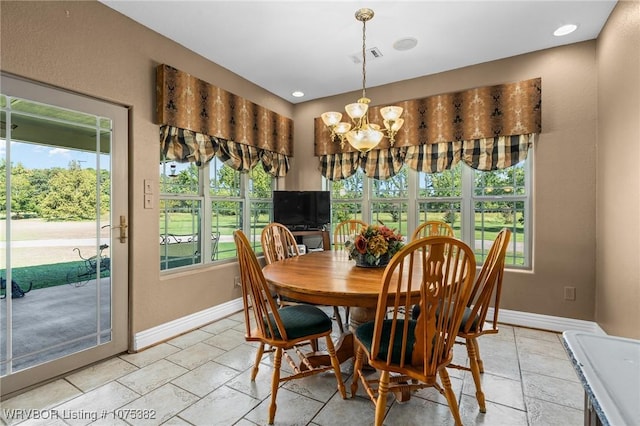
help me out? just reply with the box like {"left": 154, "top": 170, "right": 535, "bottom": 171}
{"left": 411, "top": 305, "right": 480, "bottom": 332}
{"left": 265, "top": 304, "right": 332, "bottom": 340}
{"left": 355, "top": 319, "right": 417, "bottom": 365}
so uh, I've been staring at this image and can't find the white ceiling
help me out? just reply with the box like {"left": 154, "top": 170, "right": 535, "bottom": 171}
{"left": 101, "top": 0, "right": 617, "bottom": 104}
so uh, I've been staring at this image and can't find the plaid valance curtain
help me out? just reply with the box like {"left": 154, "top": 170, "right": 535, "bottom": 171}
{"left": 156, "top": 64, "right": 293, "bottom": 176}
{"left": 316, "top": 78, "right": 541, "bottom": 180}
{"left": 161, "top": 125, "right": 290, "bottom": 177}
{"left": 320, "top": 134, "right": 534, "bottom": 180}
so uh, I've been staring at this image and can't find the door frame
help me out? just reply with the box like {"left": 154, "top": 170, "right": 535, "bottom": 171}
{"left": 1, "top": 73, "right": 129, "bottom": 399}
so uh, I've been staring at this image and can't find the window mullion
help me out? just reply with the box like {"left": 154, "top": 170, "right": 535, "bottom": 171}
{"left": 202, "top": 165, "right": 212, "bottom": 262}
{"left": 461, "top": 165, "right": 474, "bottom": 245}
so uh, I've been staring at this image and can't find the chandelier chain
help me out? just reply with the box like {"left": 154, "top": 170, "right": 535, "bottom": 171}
{"left": 361, "top": 19, "right": 367, "bottom": 100}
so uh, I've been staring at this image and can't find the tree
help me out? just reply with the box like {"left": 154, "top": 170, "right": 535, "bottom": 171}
{"left": 40, "top": 162, "right": 102, "bottom": 220}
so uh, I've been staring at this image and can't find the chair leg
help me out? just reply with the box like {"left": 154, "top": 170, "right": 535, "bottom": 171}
{"left": 333, "top": 306, "right": 345, "bottom": 334}
{"left": 439, "top": 368, "right": 463, "bottom": 426}
{"left": 344, "top": 307, "right": 350, "bottom": 327}
{"left": 325, "top": 335, "right": 347, "bottom": 398}
{"left": 374, "top": 370, "right": 390, "bottom": 426}
{"left": 467, "top": 338, "right": 487, "bottom": 413}
{"left": 471, "top": 337, "right": 484, "bottom": 373}
{"left": 351, "top": 346, "right": 364, "bottom": 397}
{"left": 251, "top": 343, "right": 265, "bottom": 381}
{"left": 268, "top": 347, "right": 283, "bottom": 425}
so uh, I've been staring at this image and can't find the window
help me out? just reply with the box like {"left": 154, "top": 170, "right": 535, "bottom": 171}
{"left": 327, "top": 157, "right": 531, "bottom": 268}
{"left": 160, "top": 158, "right": 274, "bottom": 271}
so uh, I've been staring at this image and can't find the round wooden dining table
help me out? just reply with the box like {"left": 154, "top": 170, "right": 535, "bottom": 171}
{"left": 262, "top": 249, "right": 420, "bottom": 366}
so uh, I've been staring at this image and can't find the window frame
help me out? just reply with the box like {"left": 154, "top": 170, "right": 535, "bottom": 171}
{"left": 160, "top": 158, "right": 275, "bottom": 272}
{"left": 326, "top": 156, "right": 533, "bottom": 269}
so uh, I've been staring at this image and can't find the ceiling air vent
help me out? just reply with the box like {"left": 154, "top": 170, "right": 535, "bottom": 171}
{"left": 349, "top": 47, "right": 383, "bottom": 64}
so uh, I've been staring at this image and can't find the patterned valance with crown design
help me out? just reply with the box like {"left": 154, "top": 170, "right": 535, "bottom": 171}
{"left": 314, "top": 78, "right": 541, "bottom": 156}
{"left": 156, "top": 64, "right": 294, "bottom": 157}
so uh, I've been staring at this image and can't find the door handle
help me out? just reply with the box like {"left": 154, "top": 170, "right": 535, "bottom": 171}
{"left": 111, "top": 215, "right": 128, "bottom": 243}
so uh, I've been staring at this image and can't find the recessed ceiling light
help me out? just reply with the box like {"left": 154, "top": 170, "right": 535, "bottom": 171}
{"left": 292, "top": 91, "right": 304, "bottom": 98}
{"left": 554, "top": 24, "right": 578, "bottom": 37}
{"left": 393, "top": 37, "right": 418, "bottom": 51}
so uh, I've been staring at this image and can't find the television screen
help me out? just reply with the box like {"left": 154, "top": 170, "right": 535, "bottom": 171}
{"left": 273, "top": 191, "right": 330, "bottom": 230}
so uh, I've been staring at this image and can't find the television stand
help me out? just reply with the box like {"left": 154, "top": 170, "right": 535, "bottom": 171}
{"left": 290, "top": 230, "right": 331, "bottom": 251}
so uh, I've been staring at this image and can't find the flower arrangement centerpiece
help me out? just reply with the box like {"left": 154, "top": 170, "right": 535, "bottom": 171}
{"left": 345, "top": 224, "right": 404, "bottom": 267}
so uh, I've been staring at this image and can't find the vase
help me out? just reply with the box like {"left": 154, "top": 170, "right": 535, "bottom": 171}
{"left": 354, "top": 253, "right": 390, "bottom": 268}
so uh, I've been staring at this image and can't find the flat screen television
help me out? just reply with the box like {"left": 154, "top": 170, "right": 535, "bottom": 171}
{"left": 273, "top": 191, "right": 330, "bottom": 230}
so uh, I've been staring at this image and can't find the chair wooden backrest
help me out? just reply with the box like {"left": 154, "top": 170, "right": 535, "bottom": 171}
{"left": 411, "top": 220, "right": 454, "bottom": 241}
{"left": 459, "top": 228, "right": 512, "bottom": 336}
{"left": 261, "top": 223, "right": 300, "bottom": 265}
{"left": 234, "top": 230, "right": 290, "bottom": 344}
{"left": 333, "top": 219, "right": 368, "bottom": 250}
{"left": 370, "top": 236, "right": 476, "bottom": 379}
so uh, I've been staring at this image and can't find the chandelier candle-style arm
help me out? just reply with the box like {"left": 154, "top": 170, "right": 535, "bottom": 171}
{"left": 320, "top": 8, "right": 404, "bottom": 152}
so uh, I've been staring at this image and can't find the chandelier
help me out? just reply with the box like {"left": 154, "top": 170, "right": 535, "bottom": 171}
{"left": 321, "top": 8, "right": 404, "bottom": 153}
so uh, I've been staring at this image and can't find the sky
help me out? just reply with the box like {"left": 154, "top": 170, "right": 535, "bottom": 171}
{"left": 1, "top": 139, "right": 104, "bottom": 170}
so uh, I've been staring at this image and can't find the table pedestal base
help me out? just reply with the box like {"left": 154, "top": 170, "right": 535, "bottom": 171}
{"left": 302, "top": 306, "right": 376, "bottom": 368}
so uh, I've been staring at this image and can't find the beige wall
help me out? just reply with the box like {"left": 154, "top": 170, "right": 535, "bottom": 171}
{"left": 294, "top": 42, "right": 599, "bottom": 321}
{"left": 596, "top": 0, "right": 640, "bottom": 339}
{"left": 1, "top": 1, "right": 293, "bottom": 336}
{"left": 2, "top": 0, "right": 637, "bottom": 342}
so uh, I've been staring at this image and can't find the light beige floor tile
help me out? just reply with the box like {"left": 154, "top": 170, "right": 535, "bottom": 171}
{"left": 117, "top": 359, "right": 188, "bottom": 395}
{"left": 178, "top": 386, "right": 260, "bottom": 425}
{"left": 516, "top": 335, "right": 568, "bottom": 360}
{"left": 413, "top": 375, "right": 463, "bottom": 406}
{"left": 384, "top": 394, "right": 457, "bottom": 426}
{"left": 118, "top": 383, "right": 199, "bottom": 425}
{"left": 203, "top": 328, "right": 246, "bottom": 351}
{"left": 160, "top": 417, "right": 195, "bottom": 425}
{"left": 199, "top": 317, "right": 242, "bottom": 335}
{"left": 473, "top": 350, "right": 521, "bottom": 381}
{"left": 519, "top": 351, "right": 580, "bottom": 382}
{"left": 244, "top": 387, "right": 324, "bottom": 425}
{"left": 0, "top": 379, "right": 81, "bottom": 418}
{"left": 525, "top": 395, "right": 583, "bottom": 426}
{"left": 521, "top": 370, "right": 584, "bottom": 410}
{"left": 462, "top": 372, "right": 525, "bottom": 410}
{"left": 85, "top": 417, "right": 130, "bottom": 426}
{"left": 171, "top": 360, "right": 240, "bottom": 397}
{"left": 65, "top": 357, "right": 138, "bottom": 392}
{"left": 214, "top": 343, "right": 263, "bottom": 372}
{"left": 52, "top": 382, "right": 140, "bottom": 426}
{"left": 166, "top": 330, "right": 214, "bottom": 349}
{"left": 282, "top": 370, "right": 345, "bottom": 403}
{"left": 233, "top": 419, "right": 260, "bottom": 426}
{"left": 119, "top": 343, "right": 181, "bottom": 368}
{"left": 312, "top": 391, "right": 377, "bottom": 426}
{"left": 514, "top": 327, "right": 562, "bottom": 343}
{"left": 13, "top": 418, "right": 69, "bottom": 426}
{"left": 225, "top": 365, "right": 279, "bottom": 401}
{"left": 165, "top": 342, "right": 225, "bottom": 370}
{"left": 459, "top": 394, "right": 528, "bottom": 425}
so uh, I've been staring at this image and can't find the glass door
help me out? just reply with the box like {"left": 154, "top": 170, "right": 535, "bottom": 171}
{"left": 0, "top": 74, "right": 129, "bottom": 397}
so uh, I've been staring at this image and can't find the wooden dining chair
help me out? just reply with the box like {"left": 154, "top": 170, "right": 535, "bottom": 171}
{"left": 351, "top": 236, "right": 476, "bottom": 426}
{"left": 333, "top": 219, "right": 368, "bottom": 250}
{"left": 411, "top": 220, "right": 455, "bottom": 241}
{"left": 446, "top": 227, "right": 512, "bottom": 413}
{"left": 332, "top": 219, "right": 367, "bottom": 329}
{"left": 261, "top": 222, "right": 347, "bottom": 334}
{"left": 234, "top": 230, "right": 347, "bottom": 425}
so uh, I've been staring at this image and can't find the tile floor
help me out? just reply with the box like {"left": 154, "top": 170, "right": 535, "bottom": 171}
{"left": 1, "top": 310, "right": 585, "bottom": 426}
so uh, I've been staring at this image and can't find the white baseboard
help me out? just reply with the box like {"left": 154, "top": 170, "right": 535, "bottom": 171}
{"left": 490, "top": 308, "right": 606, "bottom": 335}
{"left": 132, "top": 298, "right": 243, "bottom": 351}
{"left": 133, "top": 302, "right": 605, "bottom": 351}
